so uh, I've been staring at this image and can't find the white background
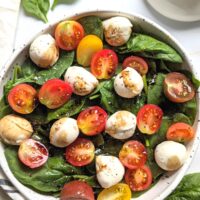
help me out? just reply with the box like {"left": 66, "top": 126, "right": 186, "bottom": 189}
{"left": 1, "top": 0, "right": 200, "bottom": 199}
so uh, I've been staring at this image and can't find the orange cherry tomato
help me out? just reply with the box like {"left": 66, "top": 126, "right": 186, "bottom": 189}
{"left": 8, "top": 83, "right": 37, "bottom": 114}
{"left": 166, "top": 122, "right": 194, "bottom": 142}
{"left": 60, "top": 180, "right": 95, "bottom": 200}
{"left": 18, "top": 139, "right": 48, "bottom": 169}
{"left": 137, "top": 104, "right": 163, "bottom": 135}
{"left": 77, "top": 35, "right": 103, "bottom": 66}
{"left": 164, "top": 72, "right": 195, "bottom": 103}
{"left": 119, "top": 140, "right": 147, "bottom": 169}
{"left": 65, "top": 138, "right": 95, "bottom": 167}
{"left": 55, "top": 20, "right": 84, "bottom": 50}
{"left": 38, "top": 78, "right": 72, "bottom": 109}
{"left": 91, "top": 49, "right": 118, "bottom": 79}
{"left": 125, "top": 165, "right": 152, "bottom": 191}
{"left": 77, "top": 106, "right": 107, "bottom": 136}
{"left": 122, "top": 56, "right": 148, "bottom": 75}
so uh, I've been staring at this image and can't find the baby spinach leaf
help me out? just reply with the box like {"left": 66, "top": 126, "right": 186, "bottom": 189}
{"left": 165, "top": 173, "right": 200, "bottom": 200}
{"left": 0, "top": 105, "right": 13, "bottom": 119}
{"left": 21, "top": 58, "right": 39, "bottom": 77}
{"left": 147, "top": 73, "right": 166, "bottom": 105}
{"left": 117, "top": 34, "right": 183, "bottom": 63}
{"left": 34, "top": 50, "right": 74, "bottom": 85}
{"left": 5, "top": 146, "right": 96, "bottom": 193}
{"left": 173, "top": 113, "right": 192, "bottom": 125}
{"left": 51, "top": 0, "right": 58, "bottom": 10}
{"left": 47, "top": 96, "right": 86, "bottom": 122}
{"left": 78, "top": 16, "right": 103, "bottom": 40}
{"left": 22, "top": 0, "right": 50, "bottom": 23}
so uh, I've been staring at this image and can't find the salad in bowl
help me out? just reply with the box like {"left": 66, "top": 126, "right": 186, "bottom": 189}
{"left": 0, "top": 11, "right": 199, "bottom": 200}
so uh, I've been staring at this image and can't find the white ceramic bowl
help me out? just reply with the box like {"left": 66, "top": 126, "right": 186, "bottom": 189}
{"left": 0, "top": 10, "right": 199, "bottom": 200}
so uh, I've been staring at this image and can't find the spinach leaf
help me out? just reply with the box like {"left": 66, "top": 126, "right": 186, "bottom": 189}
{"left": 78, "top": 16, "right": 103, "bottom": 40}
{"left": 148, "top": 116, "right": 172, "bottom": 148}
{"left": 165, "top": 173, "right": 200, "bottom": 200}
{"left": 34, "top": 50, "right": 74, "bottom": 85}
{"left": 117, "top": 34, "right": 182, "bottom": 63}
{"left": 22, "top": 0, "right": 50, "bottom": 23}
{"left": 0, "top": 105, "right": 13, "bottom": 119}
{"left": 21, "top": 58, "right": 39, "bottom": 77}
{"left": 51, "top": 0, "right": 58, "bottom": 10}
{"left": 147, "top": 73, "right": 166, "bottom": 105}
{"left": 173, "top": 113, "right": 192, "bottom": 125}
{"left": 5, "top": 146, "right": 96, "bottom": 193}
{"left": 99, "top": 79, "right": 119, "bottom": 113}
{"left": 178, "top": 98, "right": 197, "bottom": 125}
{"left": 47, "top": 96, "right": 86, "bottom": 122}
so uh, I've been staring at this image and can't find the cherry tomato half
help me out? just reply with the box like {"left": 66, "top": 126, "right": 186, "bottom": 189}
{"left": 77, "top": 35, "right": 103, "bottom": 66}
{"left": 122, "top": 56, "right": 148, "bottom": 75}
{"left": 18, "top": 139, "right": 48, "bottom": 169}
{"left": 125, "top": 165, "right": 152, "bottom": 192}
{"left": 137, "top": 104, "right": 163, "bottom": 135}
{"left": 119, "top": 140, "right": 147, "bottom": 169}
{"left": 97, "top": 183, "right": 131, "bottom": 200}
{"left": 38, "top": 78, "right": 72, "bottom": 109}
{"left": 55, "top": 20, "right": 84, "bottom": 50}
{"left": 77, "top": 106, "right": 108, "bottom": 136}
{"left": 166, "top": 122, "right": 194, "bottom": 142}
{"left": 164, "top": 72, "right": 195, "bottom": 103}
{"left": 8, "top": 83, "right": 37, "bottom": 114}
{"left": 65, "top": 138, "right": 95, "bottom": 167}
{"left": 91, "top": 49, "right": 118, "bottom": 79}
{"left": 60, "top": 180, "right": 95, "bottom": 200}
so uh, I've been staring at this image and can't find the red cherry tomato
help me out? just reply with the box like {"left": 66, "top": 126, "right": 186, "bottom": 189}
{"left": 65, "top": 138, "right": 95, "bottom": 167}
{"left": 119, "top": 140, "right": 147, "bottom": 169}
{"left": 8, "top": 83, "right": 37, "bottom": 114}
{"left": 60, "top": 180, "right": 95, "bottom": 200}
{"left": 122, "top": 56, "right": 148, "bottom": 75}
{"left": 38, "top": 78, "right": 72, "bottom": 109}
{"left": 91, "top": 49, "right": 118, "bottom": 79}
{"left": 164, "top": 72, "right": 195, "bottom": 103}
{"left": 125, "top": 165, "right": 152, "bottom": 191}
{"left": 166, "top": 122, "right": 194, "bottom": 142}
{"left": 137, "top": 104, "right": 163, "bottom": 135}
{"left": 18, "top": 139, "right": 48, "bottom": 169}
{"left": 55, "top": 20, "right": 84, "bottom": 50}
{"left": 77, "top": 106, "right": 108, "bottom": 136}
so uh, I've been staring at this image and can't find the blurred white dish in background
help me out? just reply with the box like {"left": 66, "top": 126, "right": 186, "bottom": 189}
{"left": 147, "top": 0, "right": 200, "bottom": 22}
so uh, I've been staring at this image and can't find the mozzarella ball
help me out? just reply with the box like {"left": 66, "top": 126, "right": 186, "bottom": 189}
{"left": 64, "top": 66, "right": 99, "bottom": 96}
{"left": 105, "top": 111, "right": 136, "bottom": 139}
{"left": 155, "top": 141, "right": 187, "bottom": 171}
{"left": 29, "top": 34, "right": 59, "bottom": 68}
{"left": 96, "top": 155, "right": 125, "bottom": 188}
{"left": 114, "top": 67, "right": 144, "bottom": 98}
{"left": 49, "top": 117, "right": 79, "bottom": 148}
{"left": 0, "top": 114, "right": 33, "bottom": 145}
{"left": 103, "top": 16, "right": 132, "bottom": 46}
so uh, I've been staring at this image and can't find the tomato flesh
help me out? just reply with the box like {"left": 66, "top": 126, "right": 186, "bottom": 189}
{"left": 55, "top": 20, "right": 84, "bottom": 50}
{"left": 119, "top": 140, "right": 147, "bottom": 169}
{"left": 77, "top": 35, "right": 103, "bottom": 66}
{"left": 60, "top": 180, "right": 95, "bottom": 200}
{"left": 91, "top": 49, "right": 118, "bottom": 79}
{"left": 97, "top": 183, "right": 131, "bottom": 200}
{"left": 122, "top": 56, "right": 148, "bottom": 75}
{"left": 38, "top": 78, "right": 72, "bottom": 109}
{"left": 137, "top": 104, "right": 163, "bottom": 135}
{"left": 164, "top": 72, "right": 195, "bottom": 103}
{"left": 166, "top": 122, "right": 194, "bottom": 142}
{"left": 77, "top": 106, "right": 108, "bottom": 135}
{"left": 8, "top": 83, "right": 37, "bottom": 114}
{"left": 65, "top": 138, "right": 95, "bottom": 167}
{"left": 18, "top": 139, "right": 48, "bottom": 169}
{"left": 125, "top": 166, "right": 152, "bottom": 191}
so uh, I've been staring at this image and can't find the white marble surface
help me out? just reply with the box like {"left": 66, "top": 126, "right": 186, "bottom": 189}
{"left": 1, "top": 0, "right": 200, "bottom": 199}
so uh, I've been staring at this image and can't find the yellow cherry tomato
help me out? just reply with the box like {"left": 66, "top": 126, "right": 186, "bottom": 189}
{"left": 76, "top": 34, "right": 103, "bottom": 66}
{"left": 97, "top": 183, "right": 132, "bottom": 200}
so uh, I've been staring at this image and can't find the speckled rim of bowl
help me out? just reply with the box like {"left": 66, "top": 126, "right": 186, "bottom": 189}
{"left": 0, "top": 9, "right": 199, "bottom": 200}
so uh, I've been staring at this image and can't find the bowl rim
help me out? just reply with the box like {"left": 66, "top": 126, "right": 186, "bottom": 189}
{"left": 0, "top": 9, "right": 199, "bottom": 200}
